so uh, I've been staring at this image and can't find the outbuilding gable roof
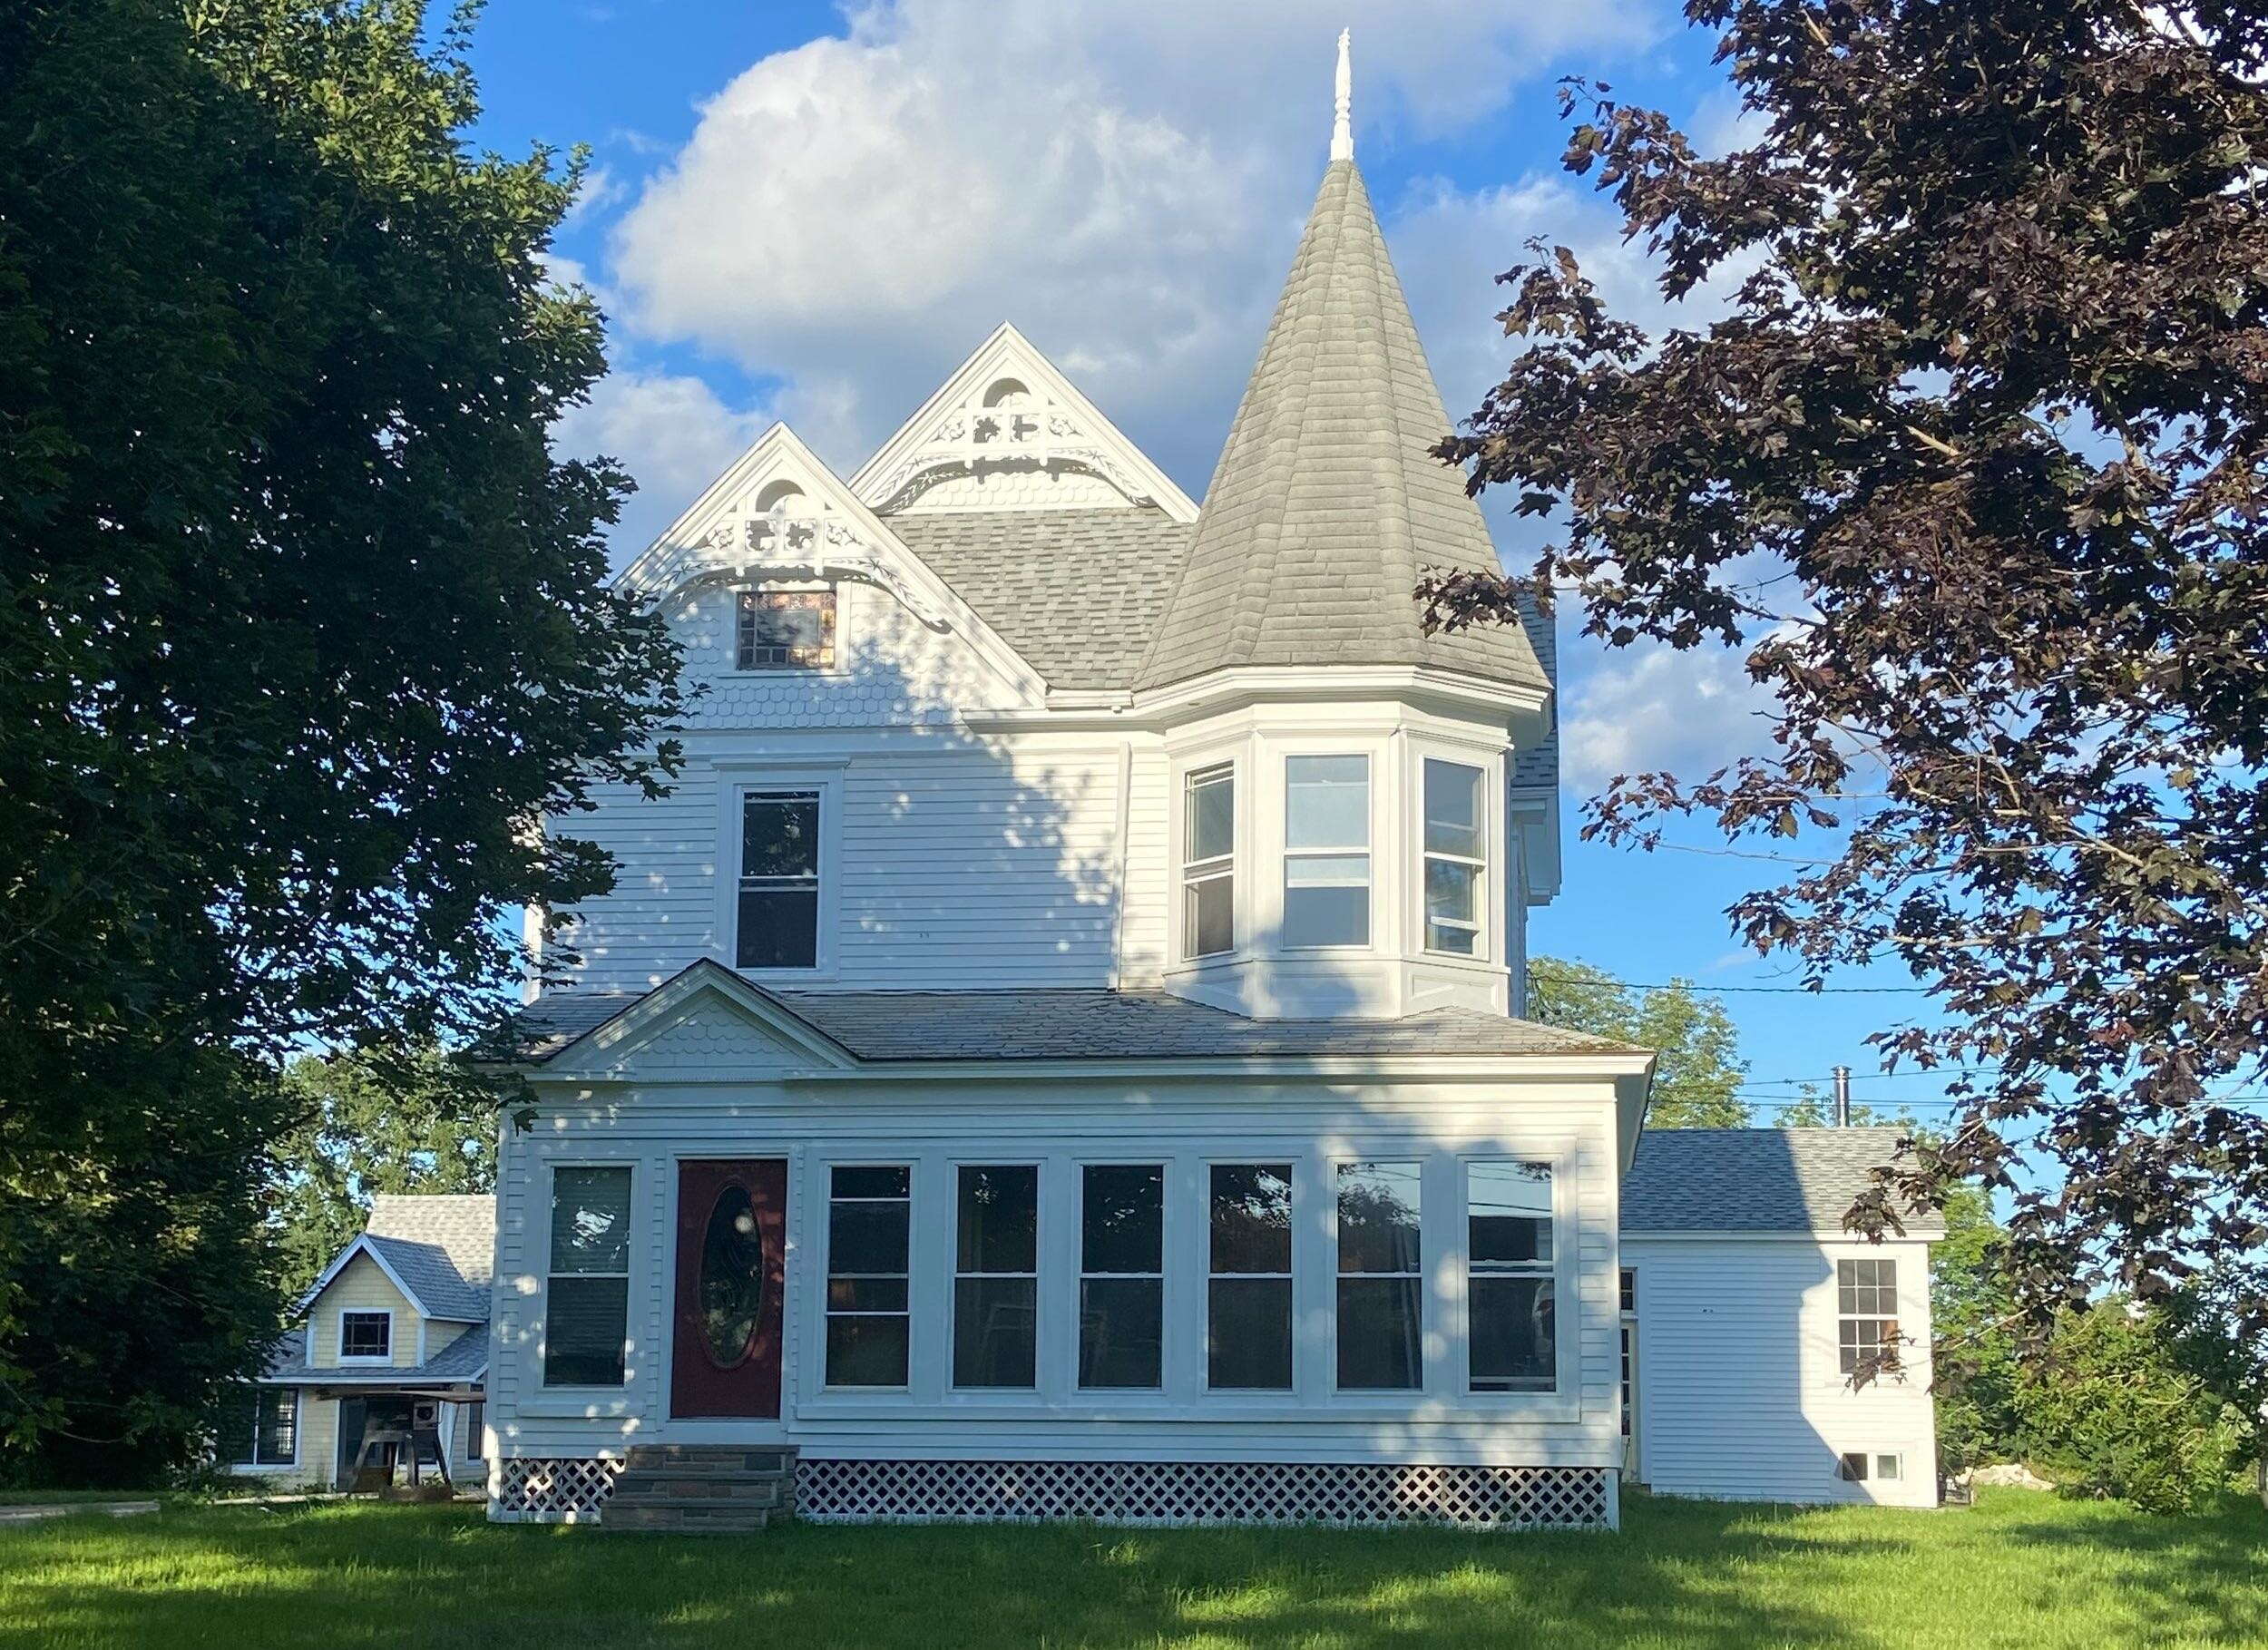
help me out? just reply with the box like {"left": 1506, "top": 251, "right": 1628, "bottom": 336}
{"left": 262, "top": 1322, "right": 489, "bottom": 1386}
{"left": 1620, "top": 1128, "right": 1946, "bottom": 1236}
{"left": 294, "top": 1195, "right": 494, "bottom": 1323}
{"left": 1135, "top": 158, "right": 1547, "bottom": 694}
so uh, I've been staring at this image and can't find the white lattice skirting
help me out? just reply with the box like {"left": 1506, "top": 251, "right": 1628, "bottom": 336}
{"left": 491, "top": 1457, "right": 1613, "bottom": 1529}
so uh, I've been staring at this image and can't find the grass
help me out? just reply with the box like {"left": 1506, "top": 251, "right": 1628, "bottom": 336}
{"left": 0, "top": 1489, "right": 2262, "bottom": 1649}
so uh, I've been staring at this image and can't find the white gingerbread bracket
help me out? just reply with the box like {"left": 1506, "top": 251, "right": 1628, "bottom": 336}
{"left": 663, "top": 513, "right": 953, "bottom": 631}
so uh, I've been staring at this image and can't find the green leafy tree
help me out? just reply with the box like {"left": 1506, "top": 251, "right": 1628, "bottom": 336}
{"left": 1929, "top": 1182, "right": 2024, "bottom": 1473}
{"left": 269, "top": 1045, "right": 497, "bottom": 1297}
{"left": 1429, "top": 0, "right": 2268, "bottom": 1342}
{"left": 2014, "top": 1297, "right": 2253, "bottom": 1515}
{"left": 1529, "top": 957, "right": 1748, "bottom": 1126}
{"left": 0, "top": 0, "right": 681, "bottom": 1481}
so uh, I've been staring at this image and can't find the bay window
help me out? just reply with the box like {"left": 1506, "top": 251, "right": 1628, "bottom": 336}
{"left": 1207, "top": 1163, "right": 1294, "bottom": 1390}
{"left": 1079, "top": 1165, "right": 1164, "bottom": 1390}
{"left": 1422, "top": 758, "right": 1487, "bottom": 956}
{"left": 738, "top": 789, "right": 821, "bottom": 970}
{"left": 1337, "top": 1161, "right": 1422, "bottom": 1390}
{"left": 1283, "top": 756, "right": 1369, "bottom": 947}
{"left": 826, "top": 1166, "right": 911, "bottom": 1388}
{"left": 545, "top": 1166, "right": 631, "bottom": 1387}
{"left": 954, "top": 1166, "right": 1038, "bottom": 1389}
{"left": 1182, "top": 765, "right": 1236, "bottom": 959}
{"left": 1467, "top": 1161, "right": 1556, "bottom": 1392}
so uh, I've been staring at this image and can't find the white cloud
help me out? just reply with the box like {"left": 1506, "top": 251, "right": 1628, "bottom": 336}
{"left": 551, "top": 370, "right": 771, "bottom": 555}
{"left": 601, "top": 0, "right": 1668, "bottom": 482}
{"left": 1558, "top": 630, "right": 1782, "bottom": 796}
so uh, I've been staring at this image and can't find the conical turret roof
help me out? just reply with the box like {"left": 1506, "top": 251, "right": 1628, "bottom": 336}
{"left": 1138, "top": 157, "right": 1546, "bottom": 693}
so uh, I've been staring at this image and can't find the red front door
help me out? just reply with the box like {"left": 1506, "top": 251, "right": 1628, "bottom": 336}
{"left": 670, "top": 1159, "right": 787, "bottom": 1419}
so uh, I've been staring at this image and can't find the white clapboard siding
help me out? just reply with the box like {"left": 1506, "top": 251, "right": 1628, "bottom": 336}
{"left": 548, "top": 737, "right": 1134, "bottom": 994}
{"left": 488, "top": 1027, "right": 1627, "bottom": 1471}
{"left": 1622, "top": 1235, "right": 1938, "bottom": 1507}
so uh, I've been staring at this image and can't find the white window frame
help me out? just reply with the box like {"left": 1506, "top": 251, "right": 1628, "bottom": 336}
{"left": 542, "top": 1161, "right": 637, "bottom": 1392}
{"left": 1203, "top": 1158, "right": 1298, "bottom": 1394}
{"left": 822, "top": 1160, "right": 914, "bottom": 1393}
{"left": 230, "top": 1385, "right": 300, "bottom": 1470}
{"left": 1419, "top": 756, "right": 1490, "bottom": 960}
{"left": 1178, "top": 762, "right": 1237, "bottom": 962}
{"left": 950, "top": 1161, "right": 1043, "bottom": 1393}
{"left": 1280, "top": 753, "right": 1373, "bottom": 951}
{"left": 1332, "top": 1159, "right": 1425, "bottom": 1393}
{"left": 336, "top": 1309, "right": 393, "bottom": 1365}
{"left": 716, "top": 766, "right": 843, "bottom": 979}
{"left": 731, "top": 582, "right": 839, "bottom": 673}
{"left": 1836, "top": 1256, "right": 1901, "bottom": 1379}
{"left": 1456, "top": 1155, "right": 1577, "bottom": 1410}
{"left": 1076, "top": 1160, "right": 1168, "bottom": 1393}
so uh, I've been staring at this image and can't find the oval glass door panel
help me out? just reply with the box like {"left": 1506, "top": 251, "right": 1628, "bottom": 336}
{"left": 699, "top": 1185, "right": 766, "bottom": 1368}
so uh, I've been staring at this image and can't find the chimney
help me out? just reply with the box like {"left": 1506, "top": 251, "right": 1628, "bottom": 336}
{"left": 1833, "top": 1065, "right": 1853, "bottom": 1128}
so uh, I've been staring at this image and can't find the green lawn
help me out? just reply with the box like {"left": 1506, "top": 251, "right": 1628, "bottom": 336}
{"left": 0, "top": 1489, "right": 2262, "bottom": 1649}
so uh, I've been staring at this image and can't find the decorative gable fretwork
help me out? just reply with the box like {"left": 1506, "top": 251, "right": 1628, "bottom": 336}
{"left": 851, "top": 323, "right": 1199, "bottom": 522}
{"left": 679, "top": 508, "right": 951, "bottom": 633}
{"left": 865, "top": 385, "right": 1157, "bottom": 516}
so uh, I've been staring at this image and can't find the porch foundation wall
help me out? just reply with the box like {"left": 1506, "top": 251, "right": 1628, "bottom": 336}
{"left": 489, "top": 1456, "right": 1617, "bottom": 1530}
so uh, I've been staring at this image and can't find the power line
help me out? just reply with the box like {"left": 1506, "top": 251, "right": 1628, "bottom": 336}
{"left": 1530, "top": 965, "right": 1933, "bottom": 996}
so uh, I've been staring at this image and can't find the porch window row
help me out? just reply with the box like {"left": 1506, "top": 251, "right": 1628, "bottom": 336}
{"left": 816, "top": 1159, "right": 1559, "bottom": 1398}
{"left": 1179, "top": 757, "right": 1489, "bottom": 960}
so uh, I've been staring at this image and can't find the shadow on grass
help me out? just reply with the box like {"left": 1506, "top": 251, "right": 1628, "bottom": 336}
{"left": 2, "top": 1489, "right": 2263, "bottom": 1649}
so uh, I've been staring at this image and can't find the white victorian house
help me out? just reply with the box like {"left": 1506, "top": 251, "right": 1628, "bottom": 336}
{"left": 484, "top": 47, "right": 1941, "bottom": 1531}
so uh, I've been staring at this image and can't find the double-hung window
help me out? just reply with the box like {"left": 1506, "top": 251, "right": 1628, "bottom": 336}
{"left": 826, "top": 1167, "right": 912, "bottom": 1387}
{"left": 545, "top": 1167, "right": 632, "bottom": 1387}
{"left": 229, "top": 1387, "right": 298, "bottom": 1467}
{"left": 1837, "top": 1258, "right": 1899, "bottom": 1377}
{"left": 1284, "top": 756, "right": 1369, "bottom": 947}
{"left": 1337, "top": 1161, "right": 1422, "bottom": 1391}
{"left": 1467, "top": 1161, "right": 1556, "bottom": 1392}
{"left": 1182, "top": 765, "right": 1236, "bottom": 959}
{"left": 1422, "top": 759, "right": 1487, "bottom": 956}
{"left": 953, "top": 1166, "right": 1038, "bottom": 1389}
{"left": 1207, "top": 1164, "right": 1294, "bottom": 1390}
{"left": 737, "top": 589, "right": 836, "bottom": 670}
{"left": 338, "top": 1311, "right": 390, "bottom": 1362}
{"left": 738, "top": 790, "right": 821, "bottom": 970}
{"left": 1079, "top": 1165, "right": 1164, "bottom": 1390}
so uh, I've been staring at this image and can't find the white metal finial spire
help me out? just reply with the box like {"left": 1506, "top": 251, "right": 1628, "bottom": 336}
{"left": 1331, "top": 29, "right": 1354, "bottom": 161}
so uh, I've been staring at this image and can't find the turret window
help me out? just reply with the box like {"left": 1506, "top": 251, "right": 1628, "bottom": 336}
{"left": 1422, "top": 759, "right": 1487, "bottom": 956}
{"left": 1283, "top": 756, "right": 1370, "bottom": 948}
{"left": 1181, "top": 765, "right": 1236, "bottom": 959}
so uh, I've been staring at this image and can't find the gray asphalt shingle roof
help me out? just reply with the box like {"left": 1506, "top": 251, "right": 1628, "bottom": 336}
{"left": 263, "top": 1323, "right": 489, "bottom": 1385}
{"left": 511, "top": 977, "right": 1638, "bottom": 1065}
{"left": 1620, "top": 1128, "right": 1945, "bottom": 1236}
{"left": 1135, "top": 159, "right": 1546, "bottom": 694}
{"left": 887, "top": 508, "right": 1193, "bottom": 690}
{"left": 365, "top": 1194, "right": 494, "bottom": 1320}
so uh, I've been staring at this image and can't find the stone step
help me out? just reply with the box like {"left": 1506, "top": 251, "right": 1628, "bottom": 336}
{"left": 611, "top": 1477, "right": 785, "bottom": 1507}
{"left": 621, "top": 1447, "right": 794, "bottom": 1474}
{"left": 601, "top": 1504, "right": 777, "bottom": 1534}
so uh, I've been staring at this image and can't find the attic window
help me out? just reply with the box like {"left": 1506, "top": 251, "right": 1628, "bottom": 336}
{"left": 339, "top": 1311, "right": 391, "bottom": 1362}
{"left": 737, "top": 590, "right": 836, "bottom": 671}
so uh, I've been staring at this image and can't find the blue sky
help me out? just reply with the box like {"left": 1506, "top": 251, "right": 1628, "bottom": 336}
{"left": 459, "top": 0, "right": 1964, "bottom": 1123}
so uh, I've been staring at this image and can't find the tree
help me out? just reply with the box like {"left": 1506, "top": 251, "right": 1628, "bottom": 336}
{"left": 1529, "top": 957, "right": 1749, "bottom": 1126}
{"left": 1428, "top": 0, "right": 2268, "bottom": 1345}
{"left": 0, "top": 0, "right": 681, "bottom": 1479}
{"left": 269, "top": 1045, "right": 497, "bottom": 1297}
